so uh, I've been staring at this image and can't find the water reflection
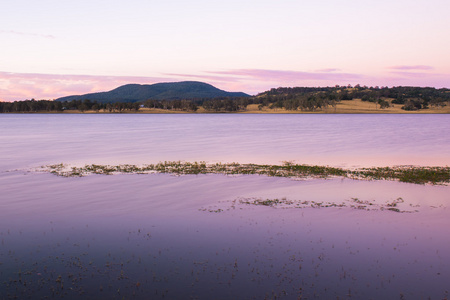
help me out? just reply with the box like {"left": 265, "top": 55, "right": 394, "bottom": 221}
{"left": 1, "top": 173, "right": 449, "bottom": 299}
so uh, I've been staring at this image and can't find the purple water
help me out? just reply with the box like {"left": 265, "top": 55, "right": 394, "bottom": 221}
{"left": 1, "top": 114, "right": 449, "bottom": 299}
{"left": 1, "top": 114, "right": 449, "bottom": 170}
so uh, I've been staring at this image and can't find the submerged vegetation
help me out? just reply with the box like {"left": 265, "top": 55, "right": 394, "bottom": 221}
{"left": 231, "top": 196, "right": 415, "bottom": 213}
{"left": 42, "top": 161, "right": 450, "bottom": 185}
{"left": 199, "top": 196, "right": 418, "bottom": 213}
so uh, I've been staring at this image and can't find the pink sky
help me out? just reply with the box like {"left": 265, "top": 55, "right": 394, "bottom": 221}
{"left": 1, "top": 0, "right": 449, "bottom": 101}
{"left": 1, "top": 67, "right": 448, "bottom": 101}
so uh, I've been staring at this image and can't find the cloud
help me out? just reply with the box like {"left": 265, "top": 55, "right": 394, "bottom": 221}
{"left": 388, "top": 65, "right": 434, "bottom": 71}
{"left": 164, "top": 69, "right": 365, "bottom": 95}
{"left": 314, "top": 68, "right": 342, "bottom": 73}
{"left": 0, "top": 30, "right": 56, "bottom": 39}
{"left": 207, "top": 69, "right": 362, "bottom": 82}
{"left": 199, "top": 68, "right": 449, "bottom": 93}
{"left": 385, "top": 65, "right": 445, "bottom": 83}
{"left": 389, "top": 71, "right": 431, "bottom": 78}
{"left": 1, "top": 68, "right": 363, "bottom": 101}
{"left": 377, "top": 70, "right": 450, "bottom": 89}
{"left": 162, "top": 73, "right": 241, "bottom": 83}
{"left": 0, "top": 71, "right": 174, "bottom": 101}
{"left": 3, "top": 68, "right": 446, "bottom": 102}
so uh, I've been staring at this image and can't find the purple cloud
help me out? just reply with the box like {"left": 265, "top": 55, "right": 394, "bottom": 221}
{"left": 3, "top": 68, "right": 446, "bottom": 102}
{"left": 388, "top": 65, "right": 434, "bottom": 71}
{"left": 0, "top": 71, "right": 174, "bottom": 101}
{"left": 389, "top": 71, "right": 430, "bottom": 78}
{"left": 162, "top": 73, "right": 241, "bottom": 83}
{"left": 314, "top": 68, "right": 342, "bottom": 73}
{"left": 158, "top": 69, "right": 364, "bottom": 95}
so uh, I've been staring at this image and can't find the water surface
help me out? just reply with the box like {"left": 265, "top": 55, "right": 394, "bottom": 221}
{"left": 1, "top": 114, "right": 449, "bottom": 170}
{"left": 1, "top": 114, "right": 449, "bottom": 299}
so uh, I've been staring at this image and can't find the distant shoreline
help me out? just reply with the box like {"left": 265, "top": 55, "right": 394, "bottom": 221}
{"left": 3, "top": 100, "right": 450, "bottom": 114}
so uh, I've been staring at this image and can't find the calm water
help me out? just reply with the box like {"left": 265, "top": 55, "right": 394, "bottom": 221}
{"left": 1, "top": 114, "right": 449, "bottom": 170}
{"left": 1, "top": 114, "right": 450, "bottom": 299}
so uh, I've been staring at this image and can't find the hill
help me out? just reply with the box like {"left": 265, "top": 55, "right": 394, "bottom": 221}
{"left": 55, "top": 81, "right": 250, "bottom": 103}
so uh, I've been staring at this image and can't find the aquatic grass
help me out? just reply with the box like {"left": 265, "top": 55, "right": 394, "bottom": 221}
{"left": 350, "top": 166, "right": 450, "bottom": 185}
{"left": 42, "top": 162, "right": 450, "bottom": 185}
{"left": 226, "top": 196, "right": 415, "bottom": 213}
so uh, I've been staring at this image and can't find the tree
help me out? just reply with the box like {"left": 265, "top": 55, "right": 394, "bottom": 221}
{"left": 378, "top": 99, "right": 390, "bottom": 109}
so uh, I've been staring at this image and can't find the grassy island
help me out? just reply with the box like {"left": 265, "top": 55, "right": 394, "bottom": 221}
{"left": 43, "top": 161, "right": 450, "bottom": 185}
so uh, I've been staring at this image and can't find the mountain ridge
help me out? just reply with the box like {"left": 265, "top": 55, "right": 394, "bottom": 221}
{"left": 55, "top": 81, "right": 250, "bottom": 103}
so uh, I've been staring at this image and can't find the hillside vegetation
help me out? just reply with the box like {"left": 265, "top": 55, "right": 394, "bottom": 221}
{"left": 55, "top": 81, "right": 249, "bottom": 103}
{"left": 1, "top": 83, "right": 449, "bottom": 113}
{"left": 253, "top": 85, "right": 450, "bottom": 111}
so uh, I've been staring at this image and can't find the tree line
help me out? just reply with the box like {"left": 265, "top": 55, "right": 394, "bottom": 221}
{"left": 0, "top": 97, "right": 250, "bottom": 113}
{"left": 251, "top": 85, "right": 450, "bottom": 111}
{"left": 1, "top": 85, "right": 449, "bottom": 113}
{"left": 0, "top": 99, "right": 142, "bottom": 113}
{"left": 143, "top": 97, "right": 251, "bottom": 112}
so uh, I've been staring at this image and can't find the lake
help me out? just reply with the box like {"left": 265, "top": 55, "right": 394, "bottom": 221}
{"left": 1, "top": 114, "right": 449, "bottom": 299}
